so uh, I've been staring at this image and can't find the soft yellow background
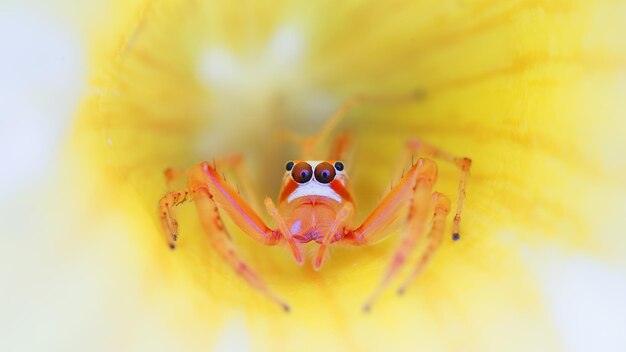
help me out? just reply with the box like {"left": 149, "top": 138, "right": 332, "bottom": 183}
{"left": 2, "top": 0, "right": 625, "bottom": 351}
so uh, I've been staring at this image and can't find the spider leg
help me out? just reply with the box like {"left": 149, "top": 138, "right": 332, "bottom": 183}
{"left": 159, "top": 189, "right": 190, "bottom": 249}
{"left": 264, "top": 198, "right": 304, "bottom": 265}
{"left": 160, "top": 154, "right": 262, "bottom": 249}
{"left": 283, "top": 91, "right": 426, "bottom": 158}
{"left": 165, "top": 154, "right": 263, "bottom": 213}
{"left": 164, "top": 167, "right": 186, "bottom": 190}
{"left": 186, "top": 161, "right": 281, "bottom": 245}
{"left": 193, "top": 186, "right": 290, "bottom": 311}
{"left": 407, "top": 139, "right": 472, "bottom": 240}
{"left": 345, "top": 159, "right": 430, "bottom": 246}
{"left": 215, "top": 154, "right": 263, "bottom": 214}
{"left": 160, "top": 161, "right": 283, "bottom": 246}
{"left": 397, "top": 192, "right": 450, "bottom": 295}
{"left": 353, "top": 159, "right": 439, "bottom": 312}
{"left": 328, "top": 131, "right": 353, "bottom": 162}
{"left": 314, "top": 202, "right": 354, "bottom": 271}
{"left": 187, "top": 162, "right": 297, "bottom": 310}
{"left": 158, "top": 161, "right": 291, "bottom": 310}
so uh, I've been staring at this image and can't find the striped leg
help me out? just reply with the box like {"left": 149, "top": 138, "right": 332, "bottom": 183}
{"left": 159, "top": 160, "right": 289, "bottom": 311}
{"left": 361, "top": 159, "right": 439, "bottom": 312}
{"left": 193, "top": 186, "right": 290, "bottom": 311}
{"left": 397, "top": 192, "right": 451, "bottom": 295}
{"left": 159, "top": 189, "right": 190, "bottom": 249}
{"left": 407, "top": 139, "right": 471, "bottom": 240}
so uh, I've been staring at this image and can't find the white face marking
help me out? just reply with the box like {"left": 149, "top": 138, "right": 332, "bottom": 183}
{"left": 287, "top": 181, "right": 341, "bottom": 203}
{"left": 286, "top": 161, "right": 345, "bottom": 203}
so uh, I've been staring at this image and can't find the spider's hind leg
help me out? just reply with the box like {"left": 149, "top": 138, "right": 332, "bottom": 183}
{"left": 397, "top": 192, "right": 450, "bottom": 296}
{"left": 282, "top": 90, "right": 426, "bottom": 158}
{"left": 407, "top": 139, "right": 471, "bottom": 240}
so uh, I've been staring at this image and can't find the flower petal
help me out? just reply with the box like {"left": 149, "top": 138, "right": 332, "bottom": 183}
{"left": 69, "top": 0, "right": 626, "bottom": 351}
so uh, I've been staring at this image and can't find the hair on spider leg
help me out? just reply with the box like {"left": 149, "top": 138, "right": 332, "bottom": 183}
{"left": 389, "top": 165, "right": 408, "bottom": 191}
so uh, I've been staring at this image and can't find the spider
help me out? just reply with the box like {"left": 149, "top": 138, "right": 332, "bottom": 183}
{"left": 158, "top": 92, "right": 471, "bottom": 312}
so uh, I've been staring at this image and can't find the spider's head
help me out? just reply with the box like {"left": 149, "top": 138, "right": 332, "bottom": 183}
{"left": 279, "top": 160, "right": 352, "bottom": 203}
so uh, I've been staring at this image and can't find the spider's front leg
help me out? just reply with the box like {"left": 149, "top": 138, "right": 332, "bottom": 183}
{"left": 158, "top": 161, "right": 298, "bottom": 311}
{"left": 343, "top": 158, "right": 451, "bottom": 311}
{"left": 159, "top": 155, "right": 264, "bottom": 249}
{"left": 191, "top": 184, "right": 289, "bottom": 311}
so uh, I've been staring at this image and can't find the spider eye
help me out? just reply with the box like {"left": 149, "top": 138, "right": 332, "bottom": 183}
{"left": 334, "top": 161, "right": 344, "bottom": 171}
{"left": 314, "top": 162, "right": 336, "bottom": 184}
{"left": 285, "top": 161, "right": 294, "bottom": 171}
{"left": 291, "top": 162, "right": 313, "bottom": 183}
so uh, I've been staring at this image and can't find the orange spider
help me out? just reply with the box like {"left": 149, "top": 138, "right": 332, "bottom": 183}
{"left": 158, "top": 93, "right": 471, "bottom": 312}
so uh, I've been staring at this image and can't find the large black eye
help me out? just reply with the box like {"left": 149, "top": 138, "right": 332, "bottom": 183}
{"left": 314, "top": 162, "right": 336, "bottom": 184}
{"left": 291, "top": 162, "right": 313, "bottom": 183}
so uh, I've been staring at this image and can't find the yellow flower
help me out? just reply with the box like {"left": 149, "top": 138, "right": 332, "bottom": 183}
{"left": 5, "top": 0, "right": 625, "bottom": 351}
